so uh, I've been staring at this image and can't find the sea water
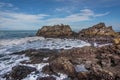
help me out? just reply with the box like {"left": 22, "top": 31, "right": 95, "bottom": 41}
{"left": 0, "top": 30, "right": 91, "bottom": 80}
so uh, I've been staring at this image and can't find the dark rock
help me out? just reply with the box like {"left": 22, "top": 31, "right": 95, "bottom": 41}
{"left": 77, "top": 68, "right": 115, "bottom": 80}
{"left": 36, "top": 24, "right": 73, "bottom": 38}
{"left": 37, "top": 76, "right": 56, "bottom": 80}
{"left": 43, "top": 57, "right": 76, "bottom": 77}
{"left": 16, "top": 49, "right": 59, "bottom": 64}
{"left": 9, "top": 65, "right": 36, "bottom": 80}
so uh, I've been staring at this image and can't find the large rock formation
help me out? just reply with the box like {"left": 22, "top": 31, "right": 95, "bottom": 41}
{"left": 78, "top": 23, "right": 119, "bottom": 44}
{"left": 79, "top": 23, "right": 118, "bottom": 37}
{"left": 36, "top": 24, "right": 73, "bottom": 38}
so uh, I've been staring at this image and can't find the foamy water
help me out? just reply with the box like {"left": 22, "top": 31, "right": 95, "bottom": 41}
{"left": 0, "top": 36, "right": 91, "bottom": 80}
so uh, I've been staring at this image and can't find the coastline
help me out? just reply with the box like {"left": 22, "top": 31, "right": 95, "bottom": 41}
{"left": 0, "top": 23, "right": 120, "bottom": 80}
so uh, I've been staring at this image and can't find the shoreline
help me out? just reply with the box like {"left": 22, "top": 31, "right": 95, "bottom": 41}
{"left": 0, "top": 23, "right": 120, "bottom": 80}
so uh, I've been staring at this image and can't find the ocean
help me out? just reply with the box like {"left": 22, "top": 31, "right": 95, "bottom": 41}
{"left": 0, "top": 30, "right": 36, "bottom": 39}
{"left": 0, "top": 30, "right": 91, "bottom": 79}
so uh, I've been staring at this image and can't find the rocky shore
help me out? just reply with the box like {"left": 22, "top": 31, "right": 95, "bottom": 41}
{"left": 2, "top": 23, "right": 120, "bottom": 80}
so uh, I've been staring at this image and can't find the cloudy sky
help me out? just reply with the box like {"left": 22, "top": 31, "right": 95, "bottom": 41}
{"left": 0, "top": 0, "right": 120, "bottom": 31}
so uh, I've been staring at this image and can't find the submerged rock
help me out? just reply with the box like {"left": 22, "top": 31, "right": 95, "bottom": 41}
{"left": 36, "top": 24, "right": 73, "bottom": 38}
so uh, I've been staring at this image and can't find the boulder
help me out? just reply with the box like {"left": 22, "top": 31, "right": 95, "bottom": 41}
{"left": 113, "top": 37, "right": 120, "bottom": 45}
{"left": 36, "top": 24, "right": 73, "bottom": 38}
{"left": 43, "top": 57, "right": 76, "bottom": 77}
{"left": 8, "top": 65, "right": 36, "bottom": 80}
{"left": 78, "top": 69, "right": 114, "bottom": 80}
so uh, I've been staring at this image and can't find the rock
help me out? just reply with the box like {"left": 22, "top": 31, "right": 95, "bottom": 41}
{"left": 78, "top": 23, "right": 118, "bottom": 44}
{"left": 16, "top": 49, "right": 59, "bottom": 64}
{"left": 113, "top": 37, "right": 120, "bottom": 45}
{"left": 79, "top": 23, "right": 117, "bottom": 37}
{"left": 77, "top": 68, "right": 114, "bottom": 80}
{"left": 43, "top": 57, "right": 76, "bottom": 77}
{"left": 60, "top": 47, "right": 97, "bottom": 65}
{"left": 8, "top": 65, "right": 36, "bottom": 80}
{"left": 36, "top": 24, "right": 73, "bottom": 38}
{"left": 37, "top": 76, "right": 56, "bottom": 80}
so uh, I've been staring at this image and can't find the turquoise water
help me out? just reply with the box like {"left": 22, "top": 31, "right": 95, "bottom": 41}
{"left": 0, "top": 30, "right": 37, "bottom": 39}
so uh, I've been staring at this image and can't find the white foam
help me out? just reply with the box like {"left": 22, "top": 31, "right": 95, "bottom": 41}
{"left": 0, "top": 54, "right": 29, "bottom": 77}
{"left": 0, "top": 37, "right": 90, "bottom": 55}
{"left": 75, "top": 64, "right": 88, "bottom": 72}
{"left": 0, "top": 37, "right": 90, "bottom": 79}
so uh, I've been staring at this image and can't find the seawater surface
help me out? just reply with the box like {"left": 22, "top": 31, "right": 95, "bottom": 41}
{"left": 0, "top": 30, "right": 91, "bottom": 80}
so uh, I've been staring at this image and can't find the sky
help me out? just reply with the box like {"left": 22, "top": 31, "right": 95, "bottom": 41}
{"left": 0, "top": 0, "right": 120, "bottom": 31}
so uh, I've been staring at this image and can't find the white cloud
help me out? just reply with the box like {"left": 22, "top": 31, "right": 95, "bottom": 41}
{"left": 55, "top": 7, "right": 73, "bottom": 13}
{"left": 0, "top": 2, "right": 13, "bottom": 8}
{"left": 0, "top": 9, "right": 109, "bottom": 30}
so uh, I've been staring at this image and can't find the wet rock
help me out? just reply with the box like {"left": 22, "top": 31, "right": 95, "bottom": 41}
{"left": 9, "top": 65, "right": 36, "bottom": 80}
{"left": 77, "top": 68, "right": 115, "bottom": 80}
{"left": 36, "top": 24, "right": 73, "bottom": 38}
{"left": 43, "top": 57, "right": 76, "bottom": 77}
{"left": 17, "top": 49, "right": 59, "bottom": 64}
{"left": 37, "top": 76, "right": 56, "bottom": 80}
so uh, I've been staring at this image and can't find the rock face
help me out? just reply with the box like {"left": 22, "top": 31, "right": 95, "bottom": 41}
{"left": 78, "top": 23, "right": 118, "bottom": 44}
{"left": 36, "top": 24, "right": 73, "bottom": 38}
{"left": 79, "top": 23, "right": 117, "bottom": 37}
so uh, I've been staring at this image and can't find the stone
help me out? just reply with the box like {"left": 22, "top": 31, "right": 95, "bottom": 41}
{"left": 78, "top": 23, "right": 118, "bottom": 44}
{"left": 36, "top": 24, "right": 73, "bottom": 38}
{"left": 43, "top": 57, "right": 76, "bottom": 77}
{"left": 113, "top": 37, "right": 120, "bottom": 45}
{"left": 37, "top": 76, "right": 56, "bottom": 80}
{"left": 9, "top": 65, "right": 36, "bottom": 80}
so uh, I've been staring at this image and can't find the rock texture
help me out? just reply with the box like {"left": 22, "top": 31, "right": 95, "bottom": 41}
{"left": 79, "top": 23, "right": 118, "bottom": 37}
{"left": 6, "top": 65, "right": 36, "bottom": 80}
{"left": 36, "top": 24, "right": 73, "bottom": 38}
{"left": 41, "top": 44, "right": 120, "bottom": 80}
{"left": 113, "top": 37, "right": 120, "bottom": 45}
{"left": 36, "top": 23, "right": 119, "bottom": 44}
{"left": 78, "top": 23, "right": 119, "bottom": 44}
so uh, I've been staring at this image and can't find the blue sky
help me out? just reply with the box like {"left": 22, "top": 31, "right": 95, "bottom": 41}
{"left": 0, "top": 0, "right": 120, "bottom": 31}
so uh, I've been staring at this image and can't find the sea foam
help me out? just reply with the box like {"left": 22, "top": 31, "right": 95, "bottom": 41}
{"left": 0, "top": 37, "right": 91, "bottom": 79}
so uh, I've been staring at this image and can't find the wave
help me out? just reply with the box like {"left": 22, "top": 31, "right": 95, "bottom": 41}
{"left": 0, "top": 37, "right": 91, "bottom": 55}
{"left": 0, "top": 37, "right": 91, "bottom": 79}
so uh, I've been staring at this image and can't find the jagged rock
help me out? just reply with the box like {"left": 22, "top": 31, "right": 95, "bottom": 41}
{"left": 78, "top": 23, "right": 118, "bottom": 44}
{"left": 77, "top": 68, "right": 115, "bottom": 80}
{"left": 37, "top": 76, "right": 56, "bottom": 80}
{"left": 8, "top": 65, "right": 36, "bottom": 80}
{"left": 113, "top": 37, "right": 120, "bottom": 45}
{"left": 36, "top": 24, "right": 73, "bottom": 38}
{"left": 79, "top": 23, "right": 118, "bottom": 37}
{"left": 43, "top": 57, "right": 76, "bottom": 77}
{"left": 16, "top": 49, "right": 59, "bottom": 64}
